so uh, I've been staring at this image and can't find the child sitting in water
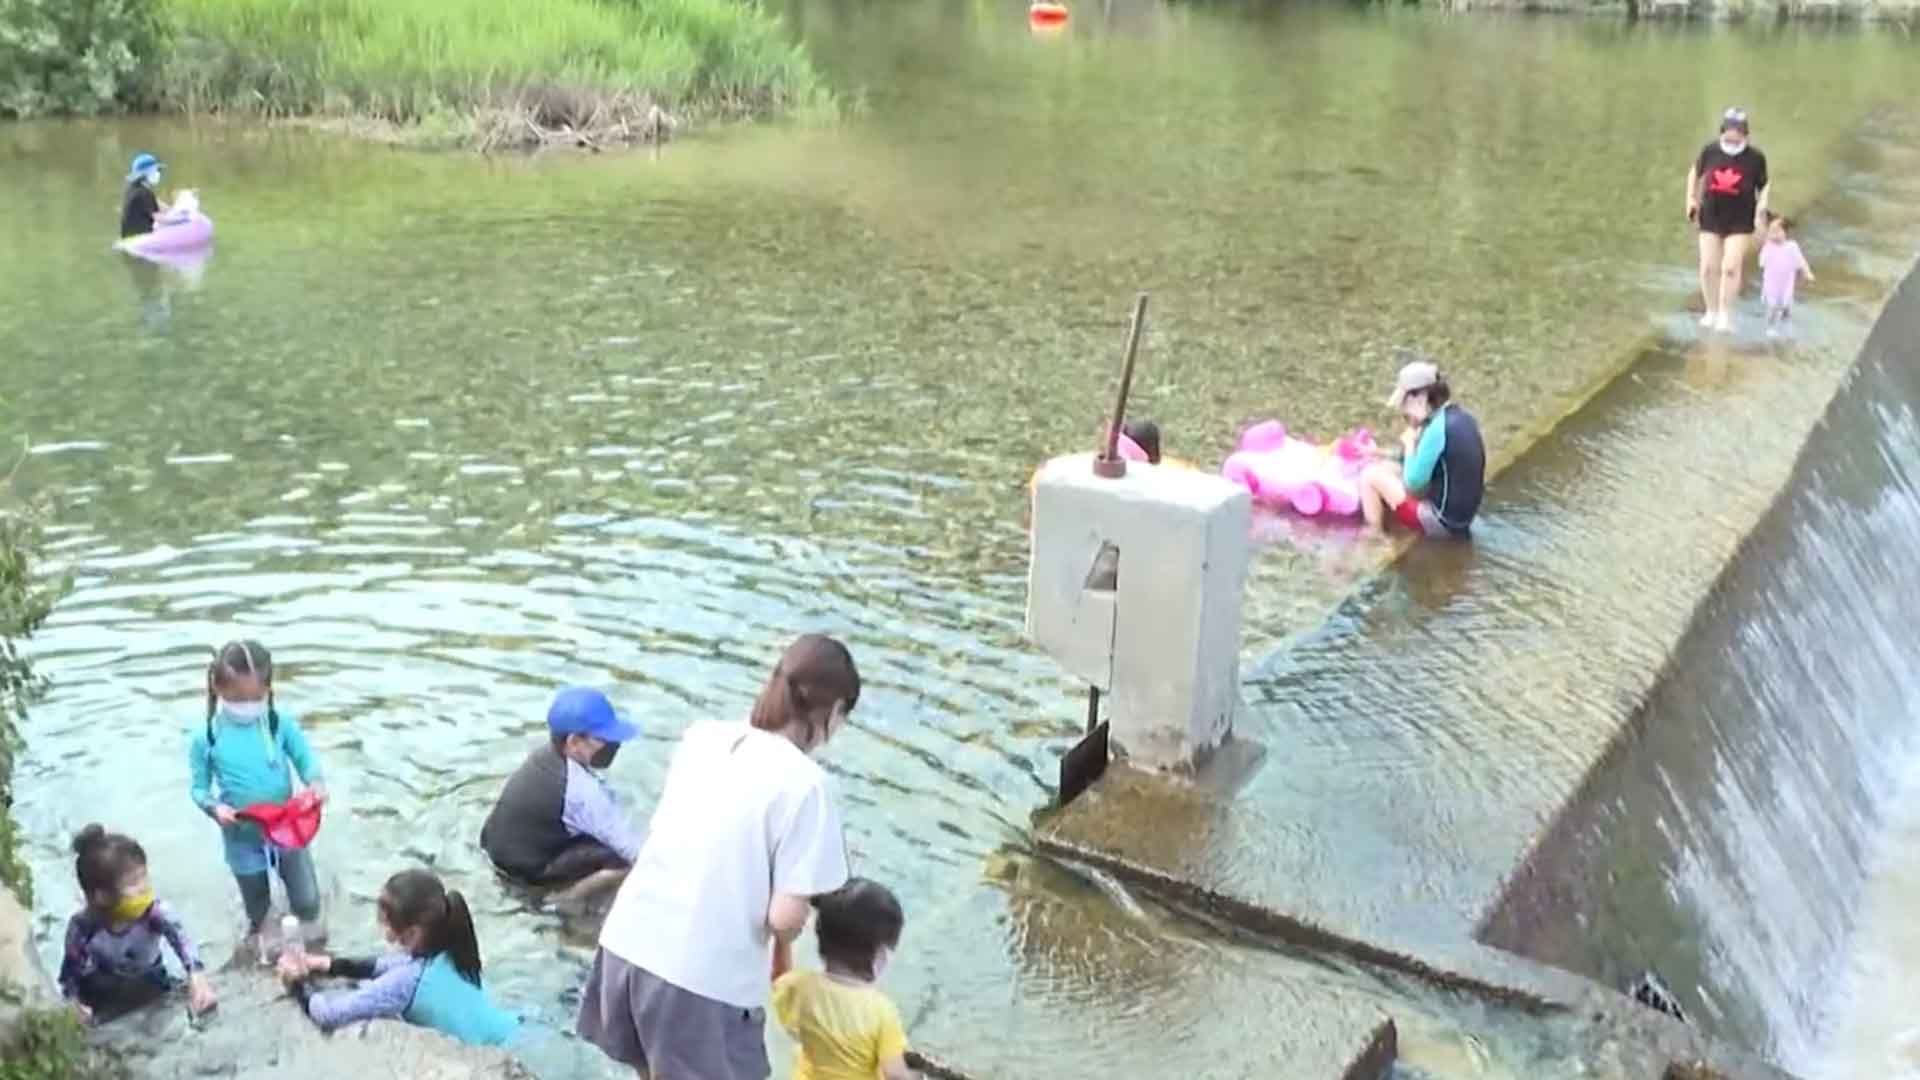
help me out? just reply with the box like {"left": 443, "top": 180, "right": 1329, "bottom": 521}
{"left": 479, "top": 687, "right": 642, "bottom": 899}
{"left": 278, "top": 868, "right": 519, "bottom": 1047}
{"left": 59, "top": 825, "right": 217, "bottom": 1023}
{"left": 120, "top": 153, "right": 171, "bottom": 239}
{"left": 1118, "top": 419, "right": 1162, "bottom": 464}
{"left": 772, "top": 878, "right": 916, "bottom": 1080}
{"left": 188, "top": 639, "right": 329, "bottom": 951}
{"left": 1758, "top": 212, "right": 1815, "bottom": 337}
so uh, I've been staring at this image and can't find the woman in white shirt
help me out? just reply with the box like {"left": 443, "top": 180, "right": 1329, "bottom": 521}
{"left": 577, "top": 634, "right": 859, "bottom": 1079}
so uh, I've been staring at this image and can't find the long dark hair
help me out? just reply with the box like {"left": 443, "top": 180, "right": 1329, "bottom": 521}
{"left": 206, "top": 639, "right": 281, "bottom": 735}
{"left": 380, "top": 869, "right": 483, "bottom": 986}
{"left": 749, "top": 634, "right": 861, "bottom": 748}
{"left": 72, "top": 824, "right": 146, "bottom": 904}
{"left": 812, "top": 878, "right": 904, "bottom": 981}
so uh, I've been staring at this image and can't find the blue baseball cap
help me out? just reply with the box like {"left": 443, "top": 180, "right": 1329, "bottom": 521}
{"left": 547, "top": 687, "right": 638, "bottom": 743}
{"left": 128, "top": 153, "right": 162, "bottom": 180}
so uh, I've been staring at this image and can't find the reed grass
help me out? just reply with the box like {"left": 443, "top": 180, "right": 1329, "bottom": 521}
{"left": 156, "top": 0, "right": 828, "bottom": 144}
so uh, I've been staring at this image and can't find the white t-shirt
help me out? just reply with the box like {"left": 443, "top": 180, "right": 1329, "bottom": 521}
{"left": 598, "top": 720, "right": 849, "bottom": 1009}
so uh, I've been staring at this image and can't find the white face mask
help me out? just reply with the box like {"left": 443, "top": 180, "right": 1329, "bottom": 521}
{"left": 1719, "top": 139, "right": 1746, "bottom": 156}
{"left": 221, "top": 699, "right": 267, "bottom": 723}
{"left": 872, "top": 946, "right": 892, "bottom": 982}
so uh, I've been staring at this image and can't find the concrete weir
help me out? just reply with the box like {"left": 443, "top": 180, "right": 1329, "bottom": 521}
{"left": 1031, "top": 137, "right": 1920, "bottom": 1075}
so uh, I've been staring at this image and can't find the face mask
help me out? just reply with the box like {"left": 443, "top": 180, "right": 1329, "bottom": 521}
{"left": 1720, "top": 139, "right": 1745, "bottom": 156}
{"left": 221, "top": 699, "right": 268, "bottom": 723}
{"left": 872, "top": 946, "right": 892, "bottom": 982}
{"left": 108, "top": 889, "right": 155, "bottom": 924}
{"left": 589, "top": 742, "right": 620, "bottom": 769}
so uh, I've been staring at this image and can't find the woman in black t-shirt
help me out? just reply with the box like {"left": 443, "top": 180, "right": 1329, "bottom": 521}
{"left": 1686, "top": 108, "right": 1769, "bottom": 334}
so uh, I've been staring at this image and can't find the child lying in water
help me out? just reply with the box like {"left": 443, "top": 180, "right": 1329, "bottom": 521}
{"left": 278, "top": 868, "right": 518, "bottom": 1047}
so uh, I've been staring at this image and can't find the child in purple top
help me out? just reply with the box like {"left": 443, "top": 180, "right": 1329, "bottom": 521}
{"left": 59, "top": 825, "right": 216, "bottom": 1023}
{"left": 1759, "top": 214, "right": 1815, "bottom": 336}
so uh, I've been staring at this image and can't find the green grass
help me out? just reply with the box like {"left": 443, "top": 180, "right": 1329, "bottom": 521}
{"left": 0, "top": 1008, "right": 123, "bottom": 1080}
{"left": 156, "top": 0, "right": 830, "bottom": 142}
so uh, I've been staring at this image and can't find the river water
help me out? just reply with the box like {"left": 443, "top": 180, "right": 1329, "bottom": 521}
{"left": 6, "top": 1, "right": 1920, "bottom": 1076}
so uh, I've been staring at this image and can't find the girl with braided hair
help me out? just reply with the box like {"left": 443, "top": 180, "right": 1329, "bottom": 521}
{"left": 186, "top": 639, "right": 329, "bottom": 948}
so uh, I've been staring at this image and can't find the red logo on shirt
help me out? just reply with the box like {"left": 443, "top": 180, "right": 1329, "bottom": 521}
{"left": 1707, "top": 167, "right": 1744, "bottom": 196}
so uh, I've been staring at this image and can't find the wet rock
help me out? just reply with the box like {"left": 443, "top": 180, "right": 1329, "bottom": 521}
{"left": 0, "top": 880, "right": 57, "bottom": 1041}
{"left": 89, "top": 962, "right": 531, "bottom": 1080}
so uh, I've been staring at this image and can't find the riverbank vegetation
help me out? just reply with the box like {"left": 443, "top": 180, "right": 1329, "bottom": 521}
{"left": 1, "top": 0, "right": 828, "bottom": 148}
{"left": 1, "top": 462, "right": 62, "bottom": 903}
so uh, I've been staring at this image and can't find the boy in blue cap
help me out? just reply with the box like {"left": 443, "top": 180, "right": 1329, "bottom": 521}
{"left": 121, "top": 154, "right": 171, "bottom": 238}
{"left": 481, "top": 688, "right": 642, "bottom": 892}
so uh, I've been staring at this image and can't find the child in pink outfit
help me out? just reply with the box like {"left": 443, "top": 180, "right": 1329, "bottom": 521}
{"left": 1758, "top": 214, "right": 1815, "bottom": 336}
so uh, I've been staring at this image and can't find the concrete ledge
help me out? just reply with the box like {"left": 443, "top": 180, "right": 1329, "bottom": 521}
{"left": 1342, "top": 1018, "right": 1398, "bottom": 1080}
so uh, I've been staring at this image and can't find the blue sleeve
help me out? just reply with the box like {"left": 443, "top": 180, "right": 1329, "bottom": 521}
{"left": 188, "top": 728, "right": 217, "bottom": 815}
{"left": 279, "top": 712, "right": 324, "bottom": 786}
{"left": 146, "top": 901, "right": 204, "bottom": 973}
{"left": 306, "top": 957, "right": 424, "bottom": 1030}
{"left": 561, "top": 764, "right": 642, "bottom": 862}
{"left": 1403, "top": 412, "right": 1448, "bottom": 494}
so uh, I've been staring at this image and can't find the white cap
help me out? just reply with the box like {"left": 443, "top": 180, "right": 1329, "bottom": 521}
{"left": 1386, "top": 358, "right": 1440, "bottom": 409}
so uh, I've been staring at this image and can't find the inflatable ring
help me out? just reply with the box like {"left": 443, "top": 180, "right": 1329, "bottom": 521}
{"left": 1029, "top": 2, "right": 1069, "bottom": 25}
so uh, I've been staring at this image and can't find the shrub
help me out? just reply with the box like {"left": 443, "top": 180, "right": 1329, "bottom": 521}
{"left": 0, "top": 450, "right": 64, "bottom": 903}
{"left": 0, "top": 1007, "right": 124, "bottom": 1080}
{"left": 0, "top": 0, "right": 165, "bottom": 119}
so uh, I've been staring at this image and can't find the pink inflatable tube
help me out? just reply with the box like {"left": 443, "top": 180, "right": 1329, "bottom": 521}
{"left": 116, "top": 192, "right": 214, "bottom": 258}
{"left": 1220, "top": 420, "right": 1377, "bottom": 518}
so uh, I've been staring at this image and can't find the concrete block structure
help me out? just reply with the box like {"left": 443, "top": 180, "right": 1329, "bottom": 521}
{"left": 1027, "top": 452, "right": 1252, "bottom": 769}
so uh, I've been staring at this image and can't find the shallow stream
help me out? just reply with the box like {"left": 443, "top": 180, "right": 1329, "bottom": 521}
{"left": 7, "top": 2, "right": 1920, "bottom": 1075}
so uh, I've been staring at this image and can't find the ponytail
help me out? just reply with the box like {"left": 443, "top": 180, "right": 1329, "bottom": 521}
{"left": 442, "top": 890, "right": 483, "bottom": 987}
{"left": 749, "top": 634, "right": 862, "bottom": 746}
{"left": 380, "top": 869, "right": 483, "bottom": 987}
{"left": 204, "top": 654, "right": 218, "bottom": 732}
{"left": 72, "top": 823, "right": 147, "bottom": 899}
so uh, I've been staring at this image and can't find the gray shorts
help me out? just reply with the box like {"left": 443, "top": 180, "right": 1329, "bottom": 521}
{"left": 575, "top": 948, "right": 770, "bottom": 1080}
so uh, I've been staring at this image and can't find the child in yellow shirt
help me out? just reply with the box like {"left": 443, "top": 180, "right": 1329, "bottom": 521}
{"left": 772, "top": 878, "right": 914, "bottom": 1080}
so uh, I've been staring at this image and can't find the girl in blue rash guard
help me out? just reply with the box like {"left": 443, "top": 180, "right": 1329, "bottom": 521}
{"left": 277, "top": 868, "right": 519, "bottom": 1047}
{"left": 188, "top": 639, "right": 328, "bottom": 945}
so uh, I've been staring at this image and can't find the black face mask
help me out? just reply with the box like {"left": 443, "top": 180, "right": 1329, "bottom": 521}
{"left": 590, "top": 743, "right": 620, "bottom": 769}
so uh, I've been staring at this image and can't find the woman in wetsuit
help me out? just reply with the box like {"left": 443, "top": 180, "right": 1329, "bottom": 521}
{"left": 120, "top": 153, "right": 170, "bottom": 239}
{"left": 1687, "top": 109, "right": 1769, "bottom": 334}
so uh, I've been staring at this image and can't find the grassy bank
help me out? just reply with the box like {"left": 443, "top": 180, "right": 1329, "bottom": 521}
{"left": 1, "top": 503, "right": 58, "bottom": 904}
{"left": 1, "top": 466, "right": 98, "bottom": 1080}
{"left": 159, "top": 0, "right": 829, "bottom": 146}
{"left": 0, "top": 0, "right": 828, "bottom": 147}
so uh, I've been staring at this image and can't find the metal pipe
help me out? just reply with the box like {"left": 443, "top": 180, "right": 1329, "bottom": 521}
{"left": 1094, "top": 292, "right": 1150, "bottom": 478}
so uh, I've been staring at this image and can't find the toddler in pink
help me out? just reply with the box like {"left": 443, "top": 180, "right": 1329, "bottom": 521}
{"left": 1758, "top": 214, "right": 1815, "bottom": 336}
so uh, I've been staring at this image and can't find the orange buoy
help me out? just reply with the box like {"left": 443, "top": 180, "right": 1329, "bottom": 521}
{"left": 1028, "top": 2, "right": 1069, "bottom": 25}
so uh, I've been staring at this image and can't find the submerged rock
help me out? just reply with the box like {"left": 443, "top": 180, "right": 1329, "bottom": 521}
{"left": 90, "top": 959, "right": 531, "bottom": 1080}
